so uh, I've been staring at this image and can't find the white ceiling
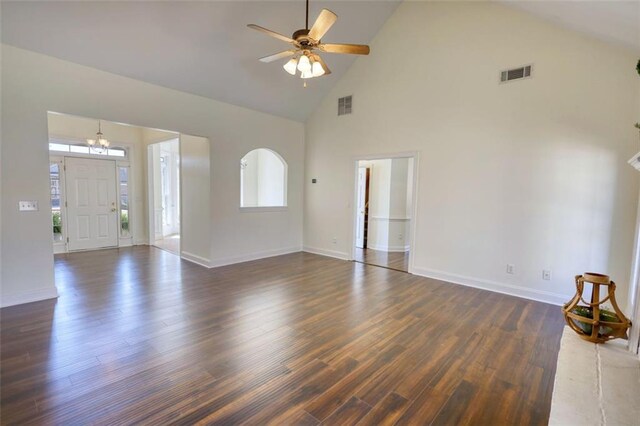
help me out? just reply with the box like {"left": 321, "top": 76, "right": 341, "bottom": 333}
{"left": 2, "top": 1, "right": 638, "bottom": 122}
{"left": 1, "top": 1, "right": 401, "bottom": 122}
{"left": 502, "top": 1, "right": 640, "bottom": 53}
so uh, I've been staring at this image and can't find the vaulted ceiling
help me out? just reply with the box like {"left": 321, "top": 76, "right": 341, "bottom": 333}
{"left": 1, "top": 1, "right": 401, "bottom": 122}
{"left": 2, "top": 1, "right": 638, "bottom": 122}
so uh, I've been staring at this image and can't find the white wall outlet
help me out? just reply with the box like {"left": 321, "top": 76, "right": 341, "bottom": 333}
{"left": 506, "top": 264, "right": 515, "bottom": 274}
{"left": 19, "top": 201, "right": 38, "bottom": 211}
{"left": 398, "top": 234, "right": 403, "bottom": 240}
{"left": 332, "top": 237, "right": 337, "bottom": 244}
{"left": 542, "top": 270, "right": 552, "bottom": 281}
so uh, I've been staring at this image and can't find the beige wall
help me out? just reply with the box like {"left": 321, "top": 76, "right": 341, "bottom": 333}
{"left": 304, "top": 1, "right": 640, "bottom": 309}
{"left": 1, "top": 44, "right": 304, "bottom": 307}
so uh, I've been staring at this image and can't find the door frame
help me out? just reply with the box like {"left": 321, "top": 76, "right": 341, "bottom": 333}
{"left": 48, "top": 140, "right": 136, "bottom": 253}
{"left": 355, "top": 165, "right": 371, "bottom": 249}
{"left": 147, "top": 137, "right": 182, "bottom": 256}
{"left": 349, "top": 151, "right": 420, "bottom": 273}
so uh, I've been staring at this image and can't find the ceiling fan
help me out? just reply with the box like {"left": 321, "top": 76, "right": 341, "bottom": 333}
{"left": 247, "top": 0, "right": 370, "bottom": 84}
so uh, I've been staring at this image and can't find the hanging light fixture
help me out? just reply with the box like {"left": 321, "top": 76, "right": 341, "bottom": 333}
{"left": 312, "top": 60, "right": 325, "bottom": 77}
{"left": 297, "top": 54, "right": 311, "bottom": 73}
{"left": 86, "top": 120, "right": 110, "bottom": 152}
{"left": 283, "top": 57, "right": 298, "bottom": 75}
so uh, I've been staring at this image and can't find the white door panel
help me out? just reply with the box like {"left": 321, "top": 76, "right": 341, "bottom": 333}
{"left": 66, "top": 157, "right": 118, "bottom": 251}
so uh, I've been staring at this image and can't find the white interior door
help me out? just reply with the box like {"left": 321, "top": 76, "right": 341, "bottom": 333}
{"left": 65, "top": 157, "right": 118, "bottom": 251}
{"left": 356, "top": 167, "right": 368, "bottom": 249}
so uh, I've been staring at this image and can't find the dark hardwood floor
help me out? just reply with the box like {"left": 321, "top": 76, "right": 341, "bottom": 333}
{"left": 354, "top": 248, "right": 409, "bottom": 272}
{"left": 0, "top": 247, "right": 564, "bottom": 425}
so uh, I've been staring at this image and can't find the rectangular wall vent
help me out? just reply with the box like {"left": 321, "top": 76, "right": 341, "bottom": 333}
{"left": 338, "top": 95, "right": 352, "bottom": 116}
{"left": 500, "top": 65, "right": 532, "bottom": 83}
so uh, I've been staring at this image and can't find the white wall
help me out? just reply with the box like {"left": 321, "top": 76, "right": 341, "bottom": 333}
{"left": 1, "top": 44, "right": 304, "bottom": 307}
{"left": 304, "top": 1, "right": 640, "bottom": 309}
{"left": 181, "top": 134, "right": 211, "bottom": 266}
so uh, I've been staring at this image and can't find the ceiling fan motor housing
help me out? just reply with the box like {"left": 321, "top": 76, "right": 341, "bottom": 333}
{"left": 293, "top": 29, "right": 314, "bottom": 47}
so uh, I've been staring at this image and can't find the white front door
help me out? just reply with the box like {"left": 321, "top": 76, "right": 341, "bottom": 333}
{"left": 65, "top": 157, "right": 119, "bottom": 251}
{"left": 355, "top": 167, "right": 368, "bottom": 249}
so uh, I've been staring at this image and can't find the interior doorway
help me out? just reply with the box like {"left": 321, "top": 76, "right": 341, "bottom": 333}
{"left": 352, "top": 155, "right": 416, "bottom": 272}
{"left": 148, "top": 138, "right": 181, "bottom": 255}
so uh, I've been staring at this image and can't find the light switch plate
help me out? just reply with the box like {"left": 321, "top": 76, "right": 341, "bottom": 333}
{"left": 19, "top": 201, "right": 38, "bottom": 211}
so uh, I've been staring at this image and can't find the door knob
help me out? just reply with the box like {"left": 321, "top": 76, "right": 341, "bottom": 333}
{"left": 111, "top": 208, "right": 117, "bottom": 212}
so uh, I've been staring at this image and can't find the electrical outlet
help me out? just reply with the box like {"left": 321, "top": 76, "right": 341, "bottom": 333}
{"left": 506, "top": 264, "right": 515, "bottom": 274}
{"left": 332, "top": 237, "right": 337, "bottom": 244}
{"left": 398, "top": 234, "right": 403, "bottom": 240}
{"left": 19, "top": 201, "right": 38, "bottom": 211}
{"left": 542, "top": 270, "right": 552, "bottom": 281}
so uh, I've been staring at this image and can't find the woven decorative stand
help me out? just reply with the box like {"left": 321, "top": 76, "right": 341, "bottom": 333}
{"left": 562, "top": 272, "right": 631, "bottom": 343}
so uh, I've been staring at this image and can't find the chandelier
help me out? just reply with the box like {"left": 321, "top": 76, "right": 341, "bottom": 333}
{"left": 86, "top": 120, "right": 110, "bottom": 152}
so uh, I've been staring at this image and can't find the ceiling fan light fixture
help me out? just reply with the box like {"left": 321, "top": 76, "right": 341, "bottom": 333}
{"left": 283, "top": 57, "right": 298, "bottom": 75}
{"left": 297, "top": 54, "right": 311, "bottom": 73}
{"left": 312, "top": 60, "right": 325, "bottom": 77}
{"left": 300, "top": 69, "right": 313, "bottom": 79}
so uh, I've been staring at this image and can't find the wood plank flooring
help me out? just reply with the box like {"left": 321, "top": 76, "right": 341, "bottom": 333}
{"left": 0, "top": 247, "right": 565, "bottom": 425}
{"left": 354, "top": 248, "right": 409, "bottom": 272}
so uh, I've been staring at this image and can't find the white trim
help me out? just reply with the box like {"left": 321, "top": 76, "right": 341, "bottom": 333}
{"left": 369, "top": 216, "right": 411, "bottom": 222}
{"left": 412, "top": 266, "right": 569, "bottom": 306}
{"left": 53, "top": 243, "right": 67, "bottom": 254}
{"left": 1, "top": 286, "right": 59, "bottom": 308}
{"left": 367, "top": 243, "right": 410, "bottom": 253}
{"left": 181, "top": 251, "right": 212, "bottom": 268}
{"left": 626, "top": 178, "right": 640, "bottom": 355}
{"left": 239, "top": 206, "right": 288, "bottom": 213}
{"left": 209, "top": 246, "right": 302, "bottom": 268}
{"left": 303, "top": 246, "right": 351, "bottom": 261}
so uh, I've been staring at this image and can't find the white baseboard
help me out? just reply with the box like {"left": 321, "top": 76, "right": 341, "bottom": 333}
{"left": 367, "top": 243, "right": 410, "bottom": 253}
{"left": 303, "top": 246, "right": 351, "bottom": 261}
{"left": 181, "top": 251, "right": 212, "bottom": 268}
{"left": 1, "top": 286, "right": 59, "bottom": 308}
{"left": 411, "top": 266, "right": 569, "bottom": 306}
{"left": 209, "top": 246, "right": 302, "bottom": 268}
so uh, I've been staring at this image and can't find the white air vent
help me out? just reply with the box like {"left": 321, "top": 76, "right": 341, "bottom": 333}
{"left": 338, "top": 95, "right": 352, "bottom": 116}
{"left": 500, "top": 65, "right": 532, "bottom": 83}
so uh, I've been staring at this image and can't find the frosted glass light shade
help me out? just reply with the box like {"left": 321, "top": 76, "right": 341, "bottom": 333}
{"left": 312, "top": 61, "right": 325, "bottom": 77}
{"left": 283, "top": 58, "right": 298, "bottom": 75}
{"left": 300, "top": 70, "right": 313, "bottom": 79}
{"left": 297, "top": 55, "right": 311, "bottom": 73}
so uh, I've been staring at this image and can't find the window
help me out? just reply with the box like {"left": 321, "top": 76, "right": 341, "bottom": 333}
{"left": 50, "top": 162, "right": 63, "bottom": 242}
{"left": 119, "top": 167, "right": 130, "bottom": 237}
{"left": 49, "top": 141, "right": 126, "bottom": 158}
{"left": 240, "top": 149, "right": 287, "bottom": 208}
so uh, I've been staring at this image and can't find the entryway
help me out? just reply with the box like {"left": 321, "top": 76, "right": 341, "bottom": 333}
{"left": 352, "top": 154, "right": 417, "bottom": 272}
{"left": 148, "top": 138, "right": 181, "bottom": 255}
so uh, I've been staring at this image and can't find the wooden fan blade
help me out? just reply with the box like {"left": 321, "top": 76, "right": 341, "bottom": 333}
{"left": 259, "top": 50, "right": 296, "bottom": 63}
{"left": 313, "top": 55, "right": 332, "bottom": 75}
{"left": 308, "top": 9, "right": 338, "bottom": 41}
{"left": 247, "top": 24, "right": 295, "bottom": 44}
{"left": 320, "top": 43, "right": 370, "bottom": 55}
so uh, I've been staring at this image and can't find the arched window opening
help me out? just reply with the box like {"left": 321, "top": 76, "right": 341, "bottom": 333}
{"left": 240, "top": 148, "right": 287, "bottom": 208}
